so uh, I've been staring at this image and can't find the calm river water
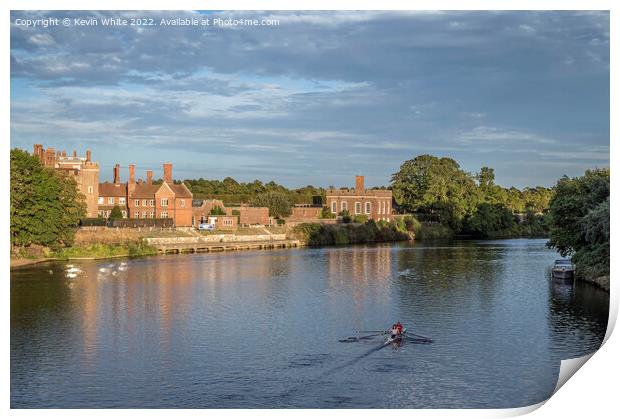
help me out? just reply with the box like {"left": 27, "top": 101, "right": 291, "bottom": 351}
{"left": 11, "top": 239, "right": 608, "bottom": 408}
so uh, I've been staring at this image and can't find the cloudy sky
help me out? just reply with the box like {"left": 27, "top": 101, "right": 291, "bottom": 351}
{"left": 10, "top": 10, "right": 609, "bottom": 188}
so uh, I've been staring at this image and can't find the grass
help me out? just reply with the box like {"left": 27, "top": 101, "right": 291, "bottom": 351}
{"left": 51, "top": 240, "right": 158, "bottom": 259}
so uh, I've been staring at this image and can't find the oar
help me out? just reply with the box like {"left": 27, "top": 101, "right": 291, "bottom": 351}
{"left": 340, "top": 331, "right": 385, "bottom": 343}
{"left": 405, "top": 331, "right": 433, "bottom": 342}
{"left": 356, "top": 330, "right": 388, "bottom": 334}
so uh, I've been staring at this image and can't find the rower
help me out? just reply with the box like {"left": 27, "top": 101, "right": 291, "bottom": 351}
{"left": 390, "top": 322, "right": 403, "bottom": 337}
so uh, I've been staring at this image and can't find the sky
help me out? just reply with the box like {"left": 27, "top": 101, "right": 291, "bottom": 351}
{"left": 10, "top": 10, "right": 609, "bottom": 188}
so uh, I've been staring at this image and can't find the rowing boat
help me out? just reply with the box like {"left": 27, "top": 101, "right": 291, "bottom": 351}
{"left": 384, "top": 328, "right": 407, "bottom": 345}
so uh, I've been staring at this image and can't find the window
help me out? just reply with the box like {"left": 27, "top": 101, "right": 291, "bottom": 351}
{"left": 355, "top": 202, "right": 361, "bottom": 215}
{"left": 224, "top": 219, "right": 233, "bottom": 226}
{"left": 180, "top": 199, "right": 185, "bottom": 208}
{"left": 135, "top": 212, "right": 140, "bottom": 219}
{"left": 149, "top": 199, "right": 154, "bottom": 207}
{"left": 98, "top": 197, "right": 104, "bottom": 205}
{"left": 381, "top": 201, "right": 385, "bottom": 214}
{"left": 119, "top": 197, "right": 126, "bottom": 205}
{"left": 98, "top": 210, "right": 104, "bottom": 217}
{"left": 161, "top": 198, "right": 169, "bottom": 207}
{"left": 331, "top": 201, "right": 337, "bottom": 213}
{"left": 341, "top": 201, "right": 348, "bottom": 212}
{"left": 142, "top": 211, "right": 147, "bottom": 219}
{"left": 108, "top": 197, "right": 114, "bottom": 205}
{"left": 121, "top": 211, "right": 127, "bottom": 218}
{"left": 149, "top": 211, "right": 155, "bottom": 218}
{"left": 142, "top": 200, "right": 148, "bottom": 206}
{"left": 160, "top": 211, "right": 168, "bottom": 218}
{"left": 87, "top": 186, "right": 94, "bottom": 194}
{"left": 365, "top": 202, "right": 371, "bottom": 214}
{"left": 386, "top": 202, "right": 390, "bottom": 214}
{"left": 135, "top": 199, "right": 140, "bottom": 207}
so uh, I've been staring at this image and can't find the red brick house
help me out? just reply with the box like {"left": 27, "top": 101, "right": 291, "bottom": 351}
{"left": 98, "top": 162, "right": 193, "bottom": 227}
{"left": 326, "top": 176, "right": 393, "bottom": 221}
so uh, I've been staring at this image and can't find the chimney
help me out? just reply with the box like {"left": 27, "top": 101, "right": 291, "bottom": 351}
{"left": 129, "top": 164, "right": 135, "bottom": 184}
{"left": 73, "top": 149, "right": 77, "bottom": 157}
{"left": 147, "top": 170, "right": 153, "bottom": 185}
{"left": 62, "top": 150, "right": 66, "bottom": 157}
{"left": 113, "top": 164, "right": 120, "bottom": 184}
{"left": 86, "top": 150, "right": 91, "bottom": 162}
{"left": 163, "top": 163, "right": 172, "bottom": 183}
{"left": 355, "top": 175, "right": 365, "bottom": 194}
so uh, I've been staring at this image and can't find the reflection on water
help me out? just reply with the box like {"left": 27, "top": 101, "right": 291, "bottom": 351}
{"left": 11, "top": 240, "right": 608, "bottom": 408}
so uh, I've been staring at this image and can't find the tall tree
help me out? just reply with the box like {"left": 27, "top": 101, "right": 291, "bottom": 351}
{"left": 391, "top": 155, "right": 479, "bottom": 230}
{"left": 10, "top": 148, "right": 86, "bottom": 249}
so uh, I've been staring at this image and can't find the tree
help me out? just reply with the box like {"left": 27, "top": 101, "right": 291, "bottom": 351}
{"left": 547, "top": 169, "right": 610, "bottom": 256}
{"left": 547, "top": 169, "right": 609, "bottom": 278}
{"left": 110, "top": 205, "right": 123, "bottom": 219}
{"left": 10, "top": 148, "right": 86, "bottom": 249}
{"left": 463, "top": 203, "right": 516, "bottom": 237}
{"left": 209, "top": 205, "right": 226, "bottom": 215}
{"left": 391, "top": 155, "right": 480, "bottom": 230}
{"left": 250, "top": 190, "right": 292, "bottom": 218}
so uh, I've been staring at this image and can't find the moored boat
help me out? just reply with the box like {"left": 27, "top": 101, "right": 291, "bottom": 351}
{"left": 552, "top": 259, "right": 575, "bottom": 279}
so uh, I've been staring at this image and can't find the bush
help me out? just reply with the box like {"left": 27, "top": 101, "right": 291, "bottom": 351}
{"left": 339, "top": 210, "right": 352, "bottom": 224}
{"left": 320, "top": 206, "right": 336, "bottom": 219}
{"left": 353, "top": 214, "right": 368, "bottom": 224}
{"left": 209, "top": 205, "right": 226, "bottom": 215}
{"left": 110, "top": 205, "right": 123, "bottom": 220}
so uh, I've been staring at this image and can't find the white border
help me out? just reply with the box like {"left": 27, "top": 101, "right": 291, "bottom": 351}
{"left": 3, "top": 1, "right": 617, "bottom": 418}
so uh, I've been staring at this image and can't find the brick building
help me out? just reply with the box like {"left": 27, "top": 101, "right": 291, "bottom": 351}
{"left": 326, "top": 175, "right": 393, "bottom": 221}
{"left": 97, "top": 162, "right": 193, "bottom": 227}
{"left": 32, "top": 144, "right": 100, "bottom": 217}
{"left": 287, "top": 204, "right": 322, "bottom": 222}
{"left": 225, "top": 205, "right": 271, "bottom": 226}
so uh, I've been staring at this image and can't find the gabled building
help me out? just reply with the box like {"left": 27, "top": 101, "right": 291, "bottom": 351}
{"left": 98, "top": 162, "right": 193, "bottom": 227}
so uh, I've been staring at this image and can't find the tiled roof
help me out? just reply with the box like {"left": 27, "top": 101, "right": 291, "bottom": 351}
{"left": 170, "top": 183, "right": 193, "bottom": 198}
{"left": 130, "top": 184, "right": 160, "bottom": 199}
{"left": 99, "top": 182, "right": 127, "bottom": 197}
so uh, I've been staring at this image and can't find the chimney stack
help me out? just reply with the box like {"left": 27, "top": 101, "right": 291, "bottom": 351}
{"left": 113, "top": 164, "right": 120, "bottom": 184}
{"left": 129, "top": 164, "right": 135, "bottom": 184}
{"left": 355, "top": 175, "right": 365, "bottom": 194}
{"left": 73, "top": 149, "right": 77, "bottom": 157}
{"left": 163, "top": 163, "right": 172, "bottom": 183}
{"left": 147, "top": 170, "right": 153, "bottom": 185}
{"left": 86, "top": 150, "right": 91, "bottom": 162}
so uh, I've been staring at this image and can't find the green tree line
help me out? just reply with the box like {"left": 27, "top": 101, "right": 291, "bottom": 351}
{"left": 391, "top": 154, "right": 554, "bottom": 237}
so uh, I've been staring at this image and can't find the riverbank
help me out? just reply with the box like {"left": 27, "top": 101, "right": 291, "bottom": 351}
{"left": 290, "top": 222, "right": 411, "bottom": 246}
{"left": 10, "top": 241, "right": 158, "bottom": 268}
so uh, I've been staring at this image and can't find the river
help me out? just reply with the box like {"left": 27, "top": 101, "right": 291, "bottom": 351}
{"left": 10, "top": 239, "right": 609, "bottom": 408}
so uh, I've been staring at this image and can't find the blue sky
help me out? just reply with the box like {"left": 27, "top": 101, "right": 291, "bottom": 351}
{"left": 10, "top": 10, "right": 609, "bottom": 188}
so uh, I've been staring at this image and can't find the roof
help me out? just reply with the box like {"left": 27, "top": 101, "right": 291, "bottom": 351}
{"left": 130, "top": 183, "right": 160, "bottom": 199}
{"left": 99, "top": 182, "right": 127, "bottom": 197}
{"left": 169, "top": 183, "right": 193, "bottom": 198}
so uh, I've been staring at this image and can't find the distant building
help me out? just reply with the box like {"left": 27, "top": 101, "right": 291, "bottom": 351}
{"left": 225, "top": 205, "right": 271, "bottom": 226}
{"left": 193, "top": 200, "right": 270, "bottom": 228}
{"left": 326, "top": 175, "right": 393, "bottom": 221}
{"left": 32, "top": 144, "right": 100, "bottom": 217}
